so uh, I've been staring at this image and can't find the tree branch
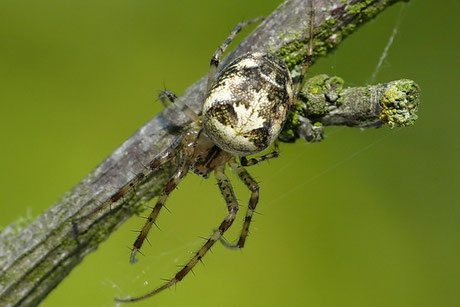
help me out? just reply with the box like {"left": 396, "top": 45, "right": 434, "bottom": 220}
{"left": 0, "top": 0, "right": 418, "bottom": 306}
{"left": 280, "top": 75, "right": 420, "bottom": 142}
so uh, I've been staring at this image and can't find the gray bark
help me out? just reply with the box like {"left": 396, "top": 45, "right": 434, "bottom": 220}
{"left": 0, "top": 0, "right": 417, "bottom": 306}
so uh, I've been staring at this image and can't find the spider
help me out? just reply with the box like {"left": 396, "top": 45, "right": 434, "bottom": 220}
{"left": 81, "top": 1, "right": 315, "bottom": 303}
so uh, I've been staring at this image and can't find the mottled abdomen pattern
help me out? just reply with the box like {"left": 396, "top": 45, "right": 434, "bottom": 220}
{"left": 203, "top": 52, "right": 293, "bottom": 156}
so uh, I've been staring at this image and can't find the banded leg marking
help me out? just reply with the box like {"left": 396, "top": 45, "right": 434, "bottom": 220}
{"left": 77, "top": 135, "right": 185, "bottom": 221}
{"left": 207, "top": 17, "right": 264, "bottom": 91}
{"left": 130, "top": 155, "right": 191, "bottom": 264}
{"left": 115, "top": 165, "right": 239, "bottom": 303}
{"left": 158, "top": 89, "right": 198, "bottom": 120}
{"left": 158, "top": 90, "right": 177, "bottom": 107}
{"left": 220, "top": 159, "right": 259, "bottom": 249}
{"left": 240, "top": 140, "right": 279, "bottom": 167}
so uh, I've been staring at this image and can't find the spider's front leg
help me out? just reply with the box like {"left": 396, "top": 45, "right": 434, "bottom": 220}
{"left": 158, "top": 89, "right": 198, "bottom": 121}
{"left": 158, "top": 90, "right": 177, "bottom": 107}
{"left": 207, "top": 17, "right": 264, "bottom": 91}
{"left": 220, "top": 158, "right": 260, "bottom": 249}
{"left": 115, "top": 164, "right": 239, "bottom": 302}
{"left": 292, "top": 0, "right": 315, "bottom": 96}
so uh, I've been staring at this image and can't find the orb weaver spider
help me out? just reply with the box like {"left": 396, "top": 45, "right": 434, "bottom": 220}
{"left": 81, "top": 0, "right": 316, "bottom": 302}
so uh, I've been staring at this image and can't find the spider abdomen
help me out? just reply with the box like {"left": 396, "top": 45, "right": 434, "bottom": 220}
{"left": 203, "top": 52, "right": 293, "bottom": 156}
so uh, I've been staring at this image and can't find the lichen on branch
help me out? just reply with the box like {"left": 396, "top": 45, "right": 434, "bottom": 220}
{"left": 279, "top": 75, "right": 420, "bottom": 142}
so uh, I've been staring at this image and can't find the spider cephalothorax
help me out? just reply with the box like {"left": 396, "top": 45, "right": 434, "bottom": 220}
{"left": 81, "top": 1, "right": 315, "bottom": 302}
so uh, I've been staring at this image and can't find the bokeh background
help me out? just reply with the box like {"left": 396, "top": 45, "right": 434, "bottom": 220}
{"left": 0, "top": 0, "right": 458, "bottom": 306}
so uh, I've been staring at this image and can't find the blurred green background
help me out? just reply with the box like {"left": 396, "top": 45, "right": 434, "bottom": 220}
{"left": 0, "top": 0, "right": 458, "bottom": 306}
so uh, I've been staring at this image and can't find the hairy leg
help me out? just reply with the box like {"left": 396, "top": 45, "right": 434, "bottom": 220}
{"left": 158, "top": 90, "right": 178, "bottom": 107}
{"left": 292, "top": 0, "right": 315, "bottom": 101}
{"left": 115, "top": 164, "right": 239, "bottom": 303}
{"left": 76, "top": 134, "right": 186, "bottom": 221}
{"left": 207, "top": 17, "right": 264, "bottom": 91}
{"left": 240, "top": 140, "right": 279, "bottom": 167}
{"left": 220, "top": 158, "right": 259, "bottom": 249}
{"left": 158, "top": 89, "right": 198, "bottom": 120}
{"left": 130, "top": 152, "right": 191, "bottom": 264}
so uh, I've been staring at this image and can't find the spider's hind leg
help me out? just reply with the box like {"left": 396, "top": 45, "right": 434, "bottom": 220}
{"left": 116, "top": 164, "right": 239, "bottom": 302}
{"left": 220, "top": 158, "right": 259, "bottom": 249}
{"left": 130, "top": 136, "right": 196, "bottom": 264}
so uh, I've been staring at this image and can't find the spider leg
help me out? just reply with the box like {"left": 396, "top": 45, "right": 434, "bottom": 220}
{"left": 207, "top": 17, "right": 264, "bottom": 91}
{"left": 240, "top": 140, "right": 279, "bottom": 167}
{"left": 158, "top": 90, "right": 178, "bottom": 107}
{"left": 220, "top": 158, "right": 259, "bottom": 249}
{"left": 292, "top": 0, "right": 315, "bottom": 101}
{"left": 76, "top": 135, "right": 186, "bottom": 221}
{"left": 130, "top": 152, "right": 191, "bottom": 264}
{"left": 115, "top": 164, "right": 239, "bottom": 303}
{"left": 158, "top": 89, "right": 198, "bottom": 120}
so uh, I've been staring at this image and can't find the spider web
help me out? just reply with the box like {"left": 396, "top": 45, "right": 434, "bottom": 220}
{"left": 369, "top": 3, "right": 406, "bottom": 84}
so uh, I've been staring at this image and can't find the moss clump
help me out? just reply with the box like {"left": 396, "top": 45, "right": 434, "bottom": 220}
{"left": 379, "top": 80, "right": 420, "bottom": 128}
{"left": 280, "top": 75, "right": 344, "bottom": 142}
{"left": 279, "top": 102, "right": 304, "bottom": 142}
{"left": 275, "top": 0, "right": 400, "bottom": 74}
{"left": 300, "top": 74, "right": 345, "bottom": 116}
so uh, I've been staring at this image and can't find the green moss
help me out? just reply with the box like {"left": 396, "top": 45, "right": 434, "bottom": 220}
{"left": 379, "top": 80, "right": 420, "bottom": 128}
{"left": 275, "top": 0, "right": 399, "bottom": 73}
{"left": 276, "top": 0, "right": 403, "bottom": 141}
{"left": 300, "top": 74, "right": 345, "bottom": 116}
{"left": 313, "top": 122, "right": 323, "bottom": 127}
{"left": 278, "top": 127, "right": 296, "bottom": 142}
{"left": 281, "top": 75, "right": 345, "bottom": 142}
{"left": 279, "top": 102, "right": 304, "bottom": 142}
{"left": 347, "top": 0, "right": 374, "bottom": 15}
